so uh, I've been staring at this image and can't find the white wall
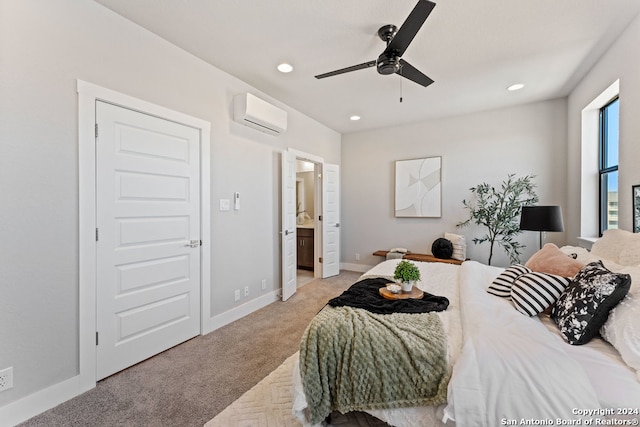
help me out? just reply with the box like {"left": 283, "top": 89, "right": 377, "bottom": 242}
{"left": 341, "top": 99, "right": 568, "bottom": 269}
{"left": 0, "top": 0, "right": 339, "bottom": 417}
{"left": 567, "top": 13, "right": 640, "bottom": 241}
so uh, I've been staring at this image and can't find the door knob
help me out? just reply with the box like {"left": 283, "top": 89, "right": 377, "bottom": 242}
{"left": 185, "top": 239, "right": 202, "bottom": 248}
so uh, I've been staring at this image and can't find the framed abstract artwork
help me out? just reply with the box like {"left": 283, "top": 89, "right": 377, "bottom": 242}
{"left": 395, "top": 156, "right": 442, "bottom": 217}
{"left": 633, "top": 185, "right": 640, "bottom": 233}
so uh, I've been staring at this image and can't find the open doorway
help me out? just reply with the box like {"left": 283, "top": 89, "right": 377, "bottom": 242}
{"left": 281, "top": 148, "right": 340, "bottom": 301}
{"left": 295, "top": 159, "right": 318, "bottom": 287}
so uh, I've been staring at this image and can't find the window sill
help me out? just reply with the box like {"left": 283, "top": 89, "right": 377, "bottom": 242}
{"left": 577, "top": 236, "right": 598, "bottom": 250}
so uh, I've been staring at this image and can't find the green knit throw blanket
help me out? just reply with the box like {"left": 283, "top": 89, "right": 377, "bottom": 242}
{"left": 299, "top": 306, "right": 450, "bottom": 424}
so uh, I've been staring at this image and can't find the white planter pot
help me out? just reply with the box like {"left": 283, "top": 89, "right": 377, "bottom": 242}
{"left": 401, "top": 281, "right": 413, "bottom": 292}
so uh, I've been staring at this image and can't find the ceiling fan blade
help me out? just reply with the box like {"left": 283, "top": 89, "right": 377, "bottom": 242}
{"left": 383, "top": 0, "right": 435, "bottom": 58}
{"left": 397, "top": 59, "right": 434, "bottom": 87}
{"left": 315, "top": 60, "right": 377, "bottom": 79}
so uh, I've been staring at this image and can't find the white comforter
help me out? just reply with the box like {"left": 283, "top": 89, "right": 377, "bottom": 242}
{"left": 293, "top": 260, "right": 640, "bottom": 427}
{"left": 445, "top": 261, "right": 602, "bottom": 425}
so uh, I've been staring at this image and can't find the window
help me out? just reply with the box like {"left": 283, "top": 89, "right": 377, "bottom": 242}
{"left": 599, "top": 97, "right": 619, "bottom": 235}
{"left": 580, "top": 79, "right": 618, "bottom": 239}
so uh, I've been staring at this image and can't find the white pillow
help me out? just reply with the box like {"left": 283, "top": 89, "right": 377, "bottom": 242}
{"left": 618, "top": 239, "right": 640, "bottom": 266}
{"left": 591, "top": 229, "right": 635, "bottom": 264}
{"left": 559, "top": 245, "right": 598, "bottom": 264}
{"left": 601, "top": 265, "right": 640, "bottom": 380}
{"left": 444, "top": 232, "right": 466, "bottom": 261}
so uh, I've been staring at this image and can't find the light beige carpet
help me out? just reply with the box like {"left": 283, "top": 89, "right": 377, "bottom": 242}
{"left": 204, "top": 352, "right": 389, "bottom": 427}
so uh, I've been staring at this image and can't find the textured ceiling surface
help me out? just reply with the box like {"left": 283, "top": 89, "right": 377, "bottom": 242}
{"left": 94, "top": 0, "right": 640, "bottom": 133}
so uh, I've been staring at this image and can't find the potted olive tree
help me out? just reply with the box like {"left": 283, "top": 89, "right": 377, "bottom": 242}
{"left": 457, "top": 174, "right": 538, "bottom": 265}
{"left": 394, "top": 260, "right": 421, "bottom": 292}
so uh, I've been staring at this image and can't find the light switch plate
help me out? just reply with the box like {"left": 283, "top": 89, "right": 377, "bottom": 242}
{"left": 220, "top": 199, "right": 230, "bottom": 211}
{"left": 0, "top": 367, "right": 13, "bottom": 392}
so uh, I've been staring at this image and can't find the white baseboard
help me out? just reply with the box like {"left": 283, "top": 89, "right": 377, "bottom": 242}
{"left": 1, "top": 291, "right": 280, "bottom": 426}
{"left": 0, "top": 375, "right": 92, "bottom": 427}
{"left": 203, "top": 290, "right": 279, "bottom": 334}
{"left": 340, "top": 262, "right": 374, "bottom": 273}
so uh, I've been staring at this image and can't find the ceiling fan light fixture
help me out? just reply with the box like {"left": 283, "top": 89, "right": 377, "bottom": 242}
{"left": 377, "top": 56, "right": 400, "bottom": 75}
{"left": 507, "top": 83, "right": 525, "bottom": 91}
{"left": 277, "top": 63, "right": 294, "bottom": 73}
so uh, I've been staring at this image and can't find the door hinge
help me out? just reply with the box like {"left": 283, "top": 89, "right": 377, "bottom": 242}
{"left": 95, "top": 123, "right": 98, "bottom": 138}
{"left": 96, "top": 332, "right": 99, "bottom": 346}
{"left": 95, "top": 228, "right": 99, "bottom": 241}
{"left": 319, "top": 257, "right": 323, "bottom": 263}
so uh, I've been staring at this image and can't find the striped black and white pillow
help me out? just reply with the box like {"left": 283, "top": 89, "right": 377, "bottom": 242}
{"left": 511, "top": 272, "right": 571, "bottom": 316}
{"left": 487, "top": 264, "right": 531, "bottom": 299}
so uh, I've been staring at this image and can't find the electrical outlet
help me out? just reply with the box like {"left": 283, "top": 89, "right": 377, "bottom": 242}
{"left": 234, "top": 290, "right": 240, "bottom": 301}
{"left": 261, "top": 279, "right": 266, "bottom": 290}
{"left": 244, "top": 286, "right": 249, "bottom": 297}
{"left": 355, "top": 253, "right": 360, "bottom": 261}
{"left": 0, "top": 367, "right": 13, "bottom": 392}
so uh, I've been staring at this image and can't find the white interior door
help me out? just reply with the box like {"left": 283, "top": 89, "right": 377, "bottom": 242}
{"left": 322, "top": 164, "right": 340, "bottom": 278}
{"left": 281, "top": 150, "right": 297, "bottom": 301}
{"left": 96, "top": 101, "right": 201, "bottom": 380}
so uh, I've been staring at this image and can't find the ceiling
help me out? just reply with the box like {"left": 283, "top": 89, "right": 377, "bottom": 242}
{"left": 93, "top": 0, "right": 640, "bottom": 134}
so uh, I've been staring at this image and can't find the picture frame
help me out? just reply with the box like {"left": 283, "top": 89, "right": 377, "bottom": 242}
{"left": 634, "top": 185, "right": 640, "bottom": 233}
{"left": 395, "top": 156, "right": 442, "bottom": 218}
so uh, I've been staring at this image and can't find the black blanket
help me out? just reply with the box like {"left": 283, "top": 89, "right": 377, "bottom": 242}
{"left": 327, "top": 277, "right": 449, "bottom": 314}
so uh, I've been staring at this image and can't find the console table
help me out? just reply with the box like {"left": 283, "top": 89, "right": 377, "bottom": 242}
{"left": 372, "top": 250, "right": 464, "bottom": 265}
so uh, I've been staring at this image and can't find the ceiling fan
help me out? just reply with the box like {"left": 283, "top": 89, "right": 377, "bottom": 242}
{"left": 315, "top": 0, "right": 436, "bottom": 88}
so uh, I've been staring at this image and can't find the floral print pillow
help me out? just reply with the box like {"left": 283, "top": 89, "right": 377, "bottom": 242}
{"left": 551, "top": 261, "right": 631, "bottom": 345}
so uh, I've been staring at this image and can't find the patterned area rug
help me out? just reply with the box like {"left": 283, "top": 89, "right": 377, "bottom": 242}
{"left": 204, "top": 352, "right": 388, "bottom": 427}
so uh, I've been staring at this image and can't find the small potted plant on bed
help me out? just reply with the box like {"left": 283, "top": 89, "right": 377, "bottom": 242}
{"left": 393, "top": 260, "right": 421, "bottom": 292}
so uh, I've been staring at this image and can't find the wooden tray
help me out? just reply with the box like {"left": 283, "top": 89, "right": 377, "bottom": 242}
{"left": 379, "top": 286, "right": 424, "bottom": 300}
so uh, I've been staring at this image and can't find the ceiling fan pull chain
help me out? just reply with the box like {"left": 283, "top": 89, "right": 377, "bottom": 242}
{"left": 400, "top": 70, "right": 403, "bottom": 103}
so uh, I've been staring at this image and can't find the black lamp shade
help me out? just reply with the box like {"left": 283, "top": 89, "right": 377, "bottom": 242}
{"left": 520, "top": 206, "right": 564, "bottom": 232}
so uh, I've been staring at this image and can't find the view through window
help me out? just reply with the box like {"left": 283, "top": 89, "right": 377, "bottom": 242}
{"left": 599, "top": 98, "right": 619, "bottom": 235}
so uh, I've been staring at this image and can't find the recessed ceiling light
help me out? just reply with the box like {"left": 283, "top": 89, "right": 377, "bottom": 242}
{"left": 350, "top": 115, "right": 361, "bottom": 121}
{"left": 507, "top": 83, "right": 525, "bottom": 91}
{"left": 277, "top": 63, "right": 293, "bottom": 73}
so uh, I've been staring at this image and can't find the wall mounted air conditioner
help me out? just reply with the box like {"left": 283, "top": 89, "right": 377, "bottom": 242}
{"left": 233, "top": 93, "right": 287, "bottom": 136}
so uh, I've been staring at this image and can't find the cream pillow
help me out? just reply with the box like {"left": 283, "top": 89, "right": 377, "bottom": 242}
{"left": 618, "top": 238, "right": 640, "bottom": 266}
{"left": 444, "top": 232, "right": 466, "bottom": 261}
{"left": 591, "top": 229, "right": 635, "bottom": 264}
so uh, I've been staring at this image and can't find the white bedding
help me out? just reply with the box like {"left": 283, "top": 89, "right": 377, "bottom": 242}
{"left": 293, "top": 259, "right": 640, "bottom": 427}
{"left": 538, "top": 315, "right": 640, "bottom": 410}
{"left": 446, "top": 261, "right": 600, "bottom": 425}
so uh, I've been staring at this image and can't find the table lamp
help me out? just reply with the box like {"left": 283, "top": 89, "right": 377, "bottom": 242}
{"left": 519, "top": 205, "right": 564, "bottom": 249}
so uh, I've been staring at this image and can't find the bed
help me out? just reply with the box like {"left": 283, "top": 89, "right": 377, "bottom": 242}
{"left": 292, "top": 229, "right": 640, "bottom": 427}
